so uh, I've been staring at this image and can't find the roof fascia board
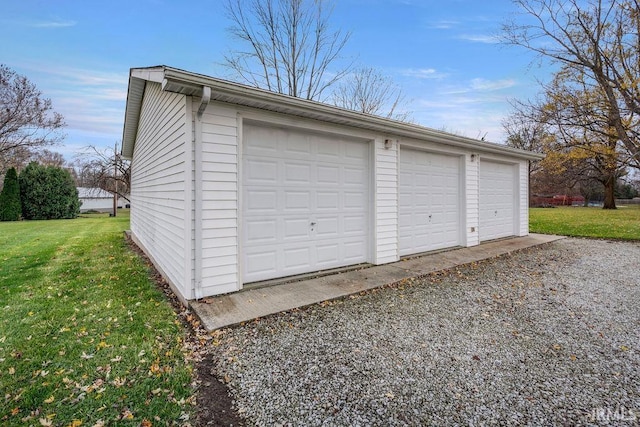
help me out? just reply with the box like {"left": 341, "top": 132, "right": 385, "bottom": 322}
{"left": 123, "top": 66, "right": 544, "bottom": 161}
{"left": 160, "top": 67, "right": 543, "bottom": 160}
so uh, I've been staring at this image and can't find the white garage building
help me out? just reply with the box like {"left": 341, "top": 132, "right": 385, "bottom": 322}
{"left": 122, "top": 66, "right": 542, "bottom": 303}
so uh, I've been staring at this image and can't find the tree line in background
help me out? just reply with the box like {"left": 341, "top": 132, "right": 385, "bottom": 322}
{"left": 0, "top": 63, "right": 130, "bottom": 220}
{"left": 502, "top": 0, "right": 640, "bottom": 209}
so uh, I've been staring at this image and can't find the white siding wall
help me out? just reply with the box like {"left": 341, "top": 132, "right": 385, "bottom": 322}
{"left": 373, "top": 138, "right": 399, "bottom": 264}
{"left": 130, "top": 82, "right": 190, "bottom": 299}
{"left": 464, "top": 153, "right": 480, "bottom": 247}
{"left": 80, "top": 198, "right": 113, "bottom": 212}
{"left": 518, "top": 160, "right": 529, "bottom": 236}
{"left": 197, "top": 102, "right": 240, "bottom": 296}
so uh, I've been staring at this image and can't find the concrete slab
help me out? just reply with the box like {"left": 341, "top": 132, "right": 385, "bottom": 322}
{"left": 191, "top": 233, "right": 565, "bottom": 331}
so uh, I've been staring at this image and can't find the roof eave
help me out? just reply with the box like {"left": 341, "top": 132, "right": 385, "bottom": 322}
{"left": 122, "top": 66, "right": 544, "bottom": 161}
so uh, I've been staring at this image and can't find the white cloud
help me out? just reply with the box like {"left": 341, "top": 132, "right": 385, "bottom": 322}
{"left": 30, "top": 19, "right": 77, "bottom": 28}
{"left": 457, "top": 33, "right": 499, "bottom": 44}
{"left": 9, "top": 61, "right": 129, "bottom": 149}
{"left": 412, "top": 97, "right": 508, "bottom": 143}
{"left": 470, "top": 78, "right": 516, "bottom": 91}
{"left": 428, "top": 20, "right": 460, "bottom": 29}
{"left": 401, "top": 68, "right": 447, "bottom": 80}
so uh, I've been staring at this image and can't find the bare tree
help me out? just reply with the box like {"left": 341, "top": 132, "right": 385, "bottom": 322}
{"left": 33, "top": 149, "right": 67, "bottom": 168}
{"left": 223, "top": 0, "right": 351, "bottom": 100}
{"left": 503, "top": 101, "right": 551, "bottom": 204}
{"left": 502, "top": 0, "right": 640, "bottom": 169}
{"left": 0, "top": 64, "right": 65, "bottom": 174}
{"left": 331, "top": 67, "right": 412, "bottom": 121}
{"left": 74, "top": 144, "right": 130, "bottom": 202}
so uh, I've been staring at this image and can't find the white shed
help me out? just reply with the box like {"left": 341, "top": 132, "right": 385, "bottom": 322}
{"left": 122, "top": 66, "right": 542, "bottom": 304}
{"left": 77, "top": 187, "right": 119, "bottom": 212}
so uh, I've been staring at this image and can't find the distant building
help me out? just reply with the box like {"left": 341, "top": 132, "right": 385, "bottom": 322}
{"left": 77, "top": 187, "right": 121, "bottom": 212}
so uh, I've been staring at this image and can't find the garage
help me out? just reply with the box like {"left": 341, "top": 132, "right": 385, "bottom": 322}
{"left": 399, "top": 148, "right": 461, "bottom": 256}
{"left": 242, "top": 123, "right": 370, "bottom": 283}
{"left": 123, "top": 66, "right": 542, "bottom": 300}
{"left": 479, "top": 160, "right": 517, "bottom": 241}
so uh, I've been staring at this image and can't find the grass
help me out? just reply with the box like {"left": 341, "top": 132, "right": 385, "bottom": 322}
{"left": 0, "top": 211, "right": 195, "bottom": 426}
{"left": 530, "top": 204, "right": 640, "bottom": 240}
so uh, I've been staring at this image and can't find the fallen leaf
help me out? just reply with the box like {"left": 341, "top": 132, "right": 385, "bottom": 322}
{"left": 80, "top": 352, "right": 94, "bottom": 360}
{"left": 44, "top": 396, "right": 55, "bottom": 404}
{"left": 39, "top": 418, "right": 53, "bottom": 426}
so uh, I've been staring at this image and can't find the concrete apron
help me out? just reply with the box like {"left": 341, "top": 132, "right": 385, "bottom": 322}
{"left": 191, "top": 234, "right": 565, "bottom": 331}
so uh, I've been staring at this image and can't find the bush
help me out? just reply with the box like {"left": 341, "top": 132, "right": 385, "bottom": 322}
{"left": 19, "top": 162, "right": 80, "bottom": 220}
{"left": 0, "top": 167, "right": 22, "bottom": 221}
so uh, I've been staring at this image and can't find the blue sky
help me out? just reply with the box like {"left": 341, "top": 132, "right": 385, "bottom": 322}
{"left": 1, "top": 0, "right": 549, "bottom": 158}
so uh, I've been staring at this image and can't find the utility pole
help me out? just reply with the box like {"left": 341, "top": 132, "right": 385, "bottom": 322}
{"left": 113, "top": 142, "right": 118, "bottom": 217}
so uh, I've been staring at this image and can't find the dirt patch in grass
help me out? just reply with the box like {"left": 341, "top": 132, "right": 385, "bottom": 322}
{"left": 125, "top": 234, "right": 245, "bottom": 426}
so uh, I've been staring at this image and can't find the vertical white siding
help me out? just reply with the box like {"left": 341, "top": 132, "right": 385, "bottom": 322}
{"left": 373, "top": 138, "right": 399, "bottom": 264}
{"left": 465, "top": 153, "right": 480, "bottom": 246}
{"left": 518, "top": 160, "right": 529, "bottom": 236}
{"left": 197, "top": 102, "right": 240, "bottom": 296}
{"left": 130, "top": 82, "right": 189, "bottom": 299}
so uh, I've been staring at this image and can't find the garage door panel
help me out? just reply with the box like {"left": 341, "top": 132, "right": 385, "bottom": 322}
{"left": 284, "top": 162, "right": 311, "bottom": 183}
{"left": 244, "top": 251, "right": 277, "bottom": 277}
{"left": 344, "top": 240, "right": 367, "bottom": 261}
{"left": 344, "top": 215, "right": 366, "bottom": 233}
{"left": 344, "top": 141, "right": 369, "bottom": 161}
{"left": 399, "top": 148, "right": 461, "bottom": 256}
{"left": 317, "top": 191, "right": 339, "bottom": 210}
{"left": 283, "top": 218, "right": 310, "bottom": 240}
{"left": 245, "top": 219, "right": 277, "bottom": 243}
{"left": 316, "top": 217, "right": 339, "bottom": 237}
{"left": 246, "top": 190, "right": 277, "bottom": 211}
{"left": 285, "top": 135, "right": 312, "bottom": 154}
{"left": 243, "top": 124, "right": 369, "bottom": 283}
{"left": 317, "top": 244, "right": 339, "bottom": 264}
{"left": 283, "top": 247, "right": 311, "bottom": 269}
{"left": 344, "top": 166, "right": 368, "bottom": 185}
{"left": 245, "top": 159, "right": 277, "bottom": 183}
{"left": 318, "top": 165, "right": 339, "bottom": 183}
{"left": 284, "top": 191, "right": 310, "bottom": 210}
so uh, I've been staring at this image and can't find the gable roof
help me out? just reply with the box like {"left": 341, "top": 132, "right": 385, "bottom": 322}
{"left": 122, "top": 65, "right": 543, "bottom": 161}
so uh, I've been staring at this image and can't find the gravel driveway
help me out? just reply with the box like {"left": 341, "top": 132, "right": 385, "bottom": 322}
{"left": 210, "top": 238, "right": 640, "bottom": 426}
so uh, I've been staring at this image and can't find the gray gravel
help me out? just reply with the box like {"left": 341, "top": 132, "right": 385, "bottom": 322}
{"left": 210, "top": 238, "right": 640, "bottom": 426}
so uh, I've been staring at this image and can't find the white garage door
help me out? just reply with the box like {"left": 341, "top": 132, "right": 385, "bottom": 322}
{"left": 242, "top": 124, "right": 369, "bottom": 283}
{"left": 399, "top": 148, "right": 461, "bottom": 256}
{"left": 480, "top": 160, "right": 516, "bottom": 241}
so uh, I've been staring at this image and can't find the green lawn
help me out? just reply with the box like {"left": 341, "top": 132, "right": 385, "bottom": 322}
{"left": 0, "top": 211, "right": 195, "bottom": 426}
{"left": 530, "top": 204, "right": 640, "bottom": 240}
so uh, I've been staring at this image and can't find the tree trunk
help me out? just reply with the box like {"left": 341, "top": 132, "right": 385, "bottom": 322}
{"left": 603, "top": 175, "right": 617, "bottom": 210}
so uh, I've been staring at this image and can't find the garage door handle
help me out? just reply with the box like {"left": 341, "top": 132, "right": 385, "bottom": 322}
{"left": 310, "top": 222, "right": 317, "bottom": 226}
